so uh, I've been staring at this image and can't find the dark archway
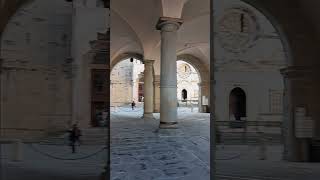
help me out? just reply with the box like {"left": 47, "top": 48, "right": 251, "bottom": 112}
{"left": 229, "top": 87, "right": 246, "bottom": 121}
{"left": 182, "top": 89, "right": 188, "bottom": 101}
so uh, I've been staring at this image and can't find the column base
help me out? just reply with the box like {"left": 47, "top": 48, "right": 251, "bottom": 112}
{"left": 159, "top": 122, "right": 178, "bottom": 129}
{"left": 142, "top": 113, "right": 155, "bottom": 119}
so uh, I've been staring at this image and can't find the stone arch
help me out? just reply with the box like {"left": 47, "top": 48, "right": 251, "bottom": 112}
{"left": 177, "top": 54, "right": 209, "bottom": 112}
{"left": 229, "top": 0, "right": 320, "bottom": 161}
{"left": 110, "top": 8, "right": 145, "bottom": 60}
{"left": 0, "top": 0, "right": 35, "bottom": 35}
{"left": 111, "top": 53, "right": 144, "bottom": 70}
{"left": 239, "top": 0, "right": 291, "bottom": 65}
{"left": 177, "top": 54, "right": 209, "bottom": 84}
{"left": 110, "top": 53, "right": 149, "bottom": 109}
{"left": 240, "top": 0, "right": 319, "bottom": 67}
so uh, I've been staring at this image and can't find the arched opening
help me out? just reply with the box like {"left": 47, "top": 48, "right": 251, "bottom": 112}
{"left": 182, "top": 89, "right": 188, "bottom": 101}
{"left": 110, "top": 57, "right": 144, "bottom": 113}
{"left": 229, "top": 87, "right": 246, "bottom": 122}
{"left": 176, "top": 60, "right": 201, "bottom": 113}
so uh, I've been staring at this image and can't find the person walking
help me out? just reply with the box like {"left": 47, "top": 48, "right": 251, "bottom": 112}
{"left": 131, "top": 101, "right": 136, "bottom": 110}
{"left": 68, "top": 124, "right": 82, "bottom": 153}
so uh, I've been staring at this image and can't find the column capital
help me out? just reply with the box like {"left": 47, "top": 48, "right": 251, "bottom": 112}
{"left": 156, "top": 17, "right": 183, "bottom": 31}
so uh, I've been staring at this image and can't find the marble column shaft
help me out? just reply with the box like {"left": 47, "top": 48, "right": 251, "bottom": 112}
{"left": 156, "top": 17, "right": 183, "bottom": 128}
{"left": 143, "top": 60, "right": 155, "bottom": 118}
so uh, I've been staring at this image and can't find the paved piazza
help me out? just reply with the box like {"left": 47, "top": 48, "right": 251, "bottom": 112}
{"left": 1, "top": 106, "right": 320, "bottom": 179}
{"left": 1, "top": 144, "right": 106, "bottom": 179}
{"left": 111, "top": 106, "right": 320, "bottom": 180}
{"left": 111, "top": 106, "right": 210, "bottom": 180}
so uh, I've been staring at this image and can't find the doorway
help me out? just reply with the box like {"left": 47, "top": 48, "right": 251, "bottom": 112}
{"left": 182, "top": 89, "right": 188, "bottom": 101}
{"left": 229, "top": 87, "right": 246, "bottom": 121}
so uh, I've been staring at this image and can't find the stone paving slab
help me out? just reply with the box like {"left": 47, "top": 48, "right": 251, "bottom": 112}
{"left": 1, "top": 107, "right": 320, "bottom": 179}
{"left": 111, "top": 108, "right": 320, "bottom": 180}
{"left": 1, "top": 144, "right": 106, "bottom": 180}
{"left": 110, "top": 109, "right": 210, "bottom": 180}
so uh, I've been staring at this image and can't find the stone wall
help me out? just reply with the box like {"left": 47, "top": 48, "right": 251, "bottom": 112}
{"left": 214, "top": 0, "right": 286, "bottom": 124}
{"left": 177, "top": 61, "right": 200, "bottom": 102}
{"left": 71, "top": 0, "right": 109, "bottom": 127}
{"left": 110, "top": 59, "right": 145, "bottom": 107}
{"left": 110, "top": 60, "right": 133, "bottom": 107}
{"left": 0, "top": 0, "right": 73, "bottom": 139}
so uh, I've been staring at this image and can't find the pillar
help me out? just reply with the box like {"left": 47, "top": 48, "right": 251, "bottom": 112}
{"left": 143, "top": 60, "right": 155, "bottom": 119}
{"left": 281, "top": 66, "right": 313, "bottom": 162}
{"left": 198, "top": 81, "right": 210, "bottom": 113}
{"left": 153, "top": 75, "right": 161, "bottom": 113}
{"left": 156, "top": 17, "right": 183, "bottom": 129}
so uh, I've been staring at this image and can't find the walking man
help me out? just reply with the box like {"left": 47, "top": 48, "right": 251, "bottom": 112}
{"left": 68, "top": 124, "right": 82, "bottom": 153}
{"left": 131, "top": 101, "right": 136, "bottom": 110}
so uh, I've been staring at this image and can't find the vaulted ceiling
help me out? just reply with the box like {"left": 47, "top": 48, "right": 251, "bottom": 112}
{"left": 111, "top": 0, "right": 210, "bottom": 74}
{"left": 1, "top": 0, "right": 320, "bottom": 69}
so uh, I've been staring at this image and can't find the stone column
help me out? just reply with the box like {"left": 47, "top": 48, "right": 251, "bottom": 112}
{"left": 281, "top": 66, "right": 313, "bottom": 162}
{"left": 198, "top": 81, "right": 210, "bottom": 113}
{"left": 156, "top": 17, "right": 183, "bottom": 129}
{"left": 143, "top": 60, "right": 155, "bottom": 118}
{"left": 153, "top": 75, "right": 161, "bottom": 113}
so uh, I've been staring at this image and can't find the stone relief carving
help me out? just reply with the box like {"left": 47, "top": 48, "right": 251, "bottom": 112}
{"left": 217, "top": 7, "right": 260, "bottom": 53}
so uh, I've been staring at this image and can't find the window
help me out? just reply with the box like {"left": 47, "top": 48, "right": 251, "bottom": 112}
{"left": 269, "top": 90, "right": 283, "bottom": 113}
